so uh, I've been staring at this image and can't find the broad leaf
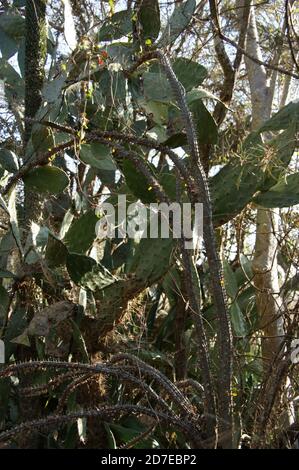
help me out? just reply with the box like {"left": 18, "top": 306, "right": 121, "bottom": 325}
{"left": 0, "top": 285, "right": 9, "bottom": 326}
{"left": 254, "top": 173, "right": 299, "bottom": 208}
{"left": 45, "top": 234, "right": 68, "bottom": 268}
{"left": 67, "top": 253, "right": 116, "bottom": 291}
{"left": 259, "top": 101, "right": 299, "bottom": 132}
{"left": 159, "top": 0, "right": 196, "bottom": 47}
{"left": 67, "top": 253, "right": 97, "bottom": 284}
{"left": 143, "top": 72, "right": 173, "bottom": 104}
{"left": 190, "top": 100, "right": 218, "bottom": 144}
{"left": 121, "top": 158, "right": 156, "bottom": 204}
{"left": 173, "top": 58, "right": 207, "bottom": 91}
{"left": 23, "top": 166, "right": 69, "bottom": 194}
{"left": 80, "top": 143, "right": 116, "bottom": 171}
{"left": 98, "top": 10, "right": 132, "bottom": 41}
{"left": 230, "top": 302, "right": 247, "bottom": 338}
{"left": 138, "top": 0, "right": 160, "bottom": 42}
{"left": 64, "top": 210, "right": 99, "bottom": 254}
{"left": 0, "top": 148, "right": 19, "bottom": 173}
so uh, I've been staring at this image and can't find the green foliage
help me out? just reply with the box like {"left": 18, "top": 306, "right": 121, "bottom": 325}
{"left": 223, "top": 261, "right": 247, "bottom": 337}
{"left": 254, "top": 173, "right": 299, "bottom": 208}
{"left": 23, "top": 166, "right": 69, "bottom": 194}
{"left": 121, "top": 158, "right": 156, "bottom": 203}
{"left": 64, "top": 210, "right": 99, "bottom": 254}
{"left": 42, "top": 73, "right": 66, "bottom": 103}
{"left": 143, "top": 71, "right": 174, "bottom": 104}
{"left": 45, "top": 234, "right": 68, "bottom": 268}
{"left": 0, "top": 0, "right": 297, "bottom": 450}
{"left": 0, "top": 58, "right": 24, "bottom": 103}
{"left": 98, "top": 10, "right": 132, "bottom": 41}
{"left": 66, "top": 253, "right": 97, "bottom": 285}
{"left": 66, "top": 253, "right": 116, "bottom": 291}
{"left": 173, "top": 58, "right": 207, "bottom": 91}
{"left": 0, "top": 149, "right": 19, "bottom": 173}
{"left": 190, "top": 100, "right": 218, "bottom": 144}
{"left": 158, "top": 0, "right": 196, "bottom": 47}
{"left": 0, "top": 285, "right": 9, "bottom": 327}
{"left": 80, "top": 143, "right": 116, "bottom": 171}
{"left": 259, "top": 101, "right": 299, "bottom": 132}
{"left": 211, "top": 141, "right": 264, "bottom": 226}
{"left": 211, "top": 102, "right": 299, "bottom": 225}
{"left": 138, "top": 0, "right": 161, "bottom": 43}
{"left": 3, "top": 306, "right": 27, "bottom": 361}
{"left": 0, "top": 13, "right": 25, "bottom": 58}
{"left": 127, "top": 236, "right": 174, "bottom": 284}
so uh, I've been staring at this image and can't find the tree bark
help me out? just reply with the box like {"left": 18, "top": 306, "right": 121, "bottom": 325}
{"left": 243, "top": 2, "right": 283, "bottom": 369}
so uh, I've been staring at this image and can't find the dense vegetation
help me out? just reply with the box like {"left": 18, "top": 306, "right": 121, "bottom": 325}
{"left": 0, "top": 0, "right": 298, "bottom": 449}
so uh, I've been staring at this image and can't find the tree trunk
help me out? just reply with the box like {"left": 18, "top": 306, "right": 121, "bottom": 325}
{"left": 243, "top": 3, "right": 283, "bottom": 369}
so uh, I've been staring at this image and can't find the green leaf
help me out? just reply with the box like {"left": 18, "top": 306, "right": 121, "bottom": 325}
{"left": 10, "top": 331, "right": 30, "bottom": 347}
{"left": 106, "top": 43, "right": 134, "bottom": 67}
{"left": 42, "top": 73, "right": 66, "bottom": 103}
{"left": 0, "top": 14, "right": 24, "bottom": 59}
{"left": 64, "top": 210, "right": 99, "bottom": 254}
{"left": 0, "top": 148, "right": 19, "bottom": 173}
{"left": 80, "top": 264, "right": 118, "bottom": 292}
{"left": 223, "top": 260, "right": 238, "bottom": 299}
{"left": 121, "top": 158, "right": 156, "bottom": 204}
{"left": 235, "top": 254, "right": 253, "bottom": 287}
{"left": 259, "top": 123, "right": 297, "bottom": 191}
{"left": 128, "top": 236, "right": 174, "bottom": 284}
{"left": 0, "top": 58, "right": 24, "bottom": 102}
{"left": 259, "top": 101, "right": 299, "bottom": 132}
{"left": 138, "top": 0, "right": 160, "bottom": 42}
{"left": 159, "top": 0, "right": 196, "bottom": 47}
{"left": 230, "top": 302, "right": 247, "bottom": 337}
{"left": 66, "top": 253, "right": 116, "bottom": 291}
{"left": 139, "top": 100, "right": 169, "bottom": 126}
{"left": 104, "top": 423, "right": 117, "bottom": 449}
{"left": 211, "top": 162, "right": 263, "bottom": 226}
{"left": 190, "top": 100, "right": 218, "bottom": 144}
{"left": 23, "top": 166, "right": 69, "bottom": 194}
{"left": 0, "top": 14, "right": 25, "bottom": 40}
{"left": 80, "top": 143, "right": 116, "bottom": 171}
{"left": 29, "top": 125, "right": 55, "bottom": 157}
{"left": 163, "top": 133, "right": 187, "bottom": 148}
{"left": 0, "top": 231, "right": 16, "bottom": 268}
{"left": 0, "top": 29, "right": 17, "bottom": 59}
{"left": 108, "top": 423, "right": 144, "bottom": 447}
{"left": 187, "top": 88, "right": 225, "bottom": 105}
{"left": 70, "top": 319, "right": 89, "bottom": 363}
{"left": 223, "top": 260, "right": 247, "bottom": 337}
{"left": 67, "top": 253, "right": 97, "bottom": 285}
{"left": 0, "top": 285, "right": 9, "bottom": 326}
{"left": 98, "top": 68, "right": 126, "bottom": 104}
{"left": 98, "top": 10, "right": 132, "bottom": 41}
{"left": 173, "top": 58, "right": 207, "bottom": 91}
{"left": 4, "top": 306, "right": 27, "bottom": 360}
{"left": 45, "top": 234, "right": 68, "bottom": 268}
{"left": 143, "top": 72, "right": 173, "bottom": 104}
{"left": 102, "top": 238, "right": 134, "bottom": 271}
{"left": 211, "top": 133, "right": 265, "bottom": 226}
{"left": 253, "top": 173, "right": 299, "bottom": 208}
{"left": 160, "top": 171, "right": 177, "bottom": 200}
{"left": 17, "top": 38, "right": 25, "bottom": 78}
{"left": 59, "top": 209, "right": 74, "bottom": 238}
